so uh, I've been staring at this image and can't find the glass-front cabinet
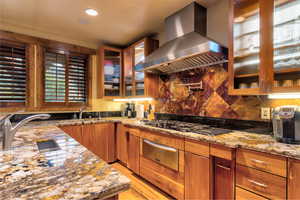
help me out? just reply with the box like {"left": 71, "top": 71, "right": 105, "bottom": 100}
{"left": 99, "top": 47, "right": 122, "bottom": 98}
{"left": 230, "top": 0, "right": 261, "bottom": 94}
{"left": 273, "top": 0, "right": 300, "bottom": 92}
{"left": 124, "top": 47, "right": 133, "bottom": 96}
{"left": 229, "top": 0, "right": 300, "bottom": 95}
{"left": 123, "top": 37, "right": 159, "bottom": 97}
{"left": 134, "top": 41, "right": 146, "bottom": 96}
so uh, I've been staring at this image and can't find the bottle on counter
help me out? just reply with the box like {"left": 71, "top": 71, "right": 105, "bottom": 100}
{"left": 127, "top": 104, "right": 132, "bottom": 118}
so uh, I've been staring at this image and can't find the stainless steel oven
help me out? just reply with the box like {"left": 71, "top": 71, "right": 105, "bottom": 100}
{"left": 142, "top": 139, "right": 179, "bottom": 171}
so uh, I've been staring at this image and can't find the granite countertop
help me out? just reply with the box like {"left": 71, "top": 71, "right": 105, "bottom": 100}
{"left": 2, "top": 117, "right": 300, "bottom": 200}
{"left": 0, "top": 124, "right": 130, "bottom": 200}
{"left": 31, "top": 117, "right": 300, "bottom": 160}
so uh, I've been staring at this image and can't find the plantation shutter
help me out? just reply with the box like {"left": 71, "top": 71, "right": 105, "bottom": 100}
{"left": 44, "top": 51, "right": 66, "bottom": 102}
{"left": 44, "top": 50, "right": 87, "bottom": 104}
{"left": 0, "top": 40, "right": 27, "bottom": 105}
{"left": 68, "top": 55, "right": 87, "bottom": 102}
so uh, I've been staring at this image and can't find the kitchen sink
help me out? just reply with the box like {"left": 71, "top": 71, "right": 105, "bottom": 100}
{"left": 36, "top": 139, "right": 61, "bottom": 153}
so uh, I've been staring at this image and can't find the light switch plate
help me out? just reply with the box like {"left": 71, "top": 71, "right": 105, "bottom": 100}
{"left": 261, "top": 107, "right": 271, "bottom": 119}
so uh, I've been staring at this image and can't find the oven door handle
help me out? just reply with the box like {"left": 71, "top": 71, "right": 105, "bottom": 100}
{"left": 143, "top": 139, "right": 177, "bottom": 152}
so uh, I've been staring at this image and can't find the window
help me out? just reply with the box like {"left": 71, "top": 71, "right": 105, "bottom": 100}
{"left": 0, "top": 40, "right": 27, "bottom": 107}
{"left": 44, "top": 50, "right": 88, "bottom": 105}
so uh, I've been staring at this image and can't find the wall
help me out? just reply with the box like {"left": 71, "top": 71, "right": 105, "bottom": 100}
{"left": 155, "top": 65, "right": 263, "bottom": 120}
{"left": 154, "top": 66, "right": 300, "bottom": 121}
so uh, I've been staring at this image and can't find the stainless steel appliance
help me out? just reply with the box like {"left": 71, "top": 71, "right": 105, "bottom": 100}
{"left": 142, "top": 139, "right": 179, "bottom": 171}
{"left": 273, "top": 106, "right": 300, "bottom": 144}
{"left": 135, "top": 2, "right": 228, "bottom": 74}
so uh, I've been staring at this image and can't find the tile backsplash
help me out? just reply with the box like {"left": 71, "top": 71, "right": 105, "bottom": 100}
{"left": 155, "top": 64, "right": 300, "bottom": 121}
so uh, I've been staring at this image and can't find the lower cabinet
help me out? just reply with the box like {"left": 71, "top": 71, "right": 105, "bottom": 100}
{"left": 84, "top": 123, "right": 116, "bottom": 163}
{"left": 236, "top": 187, "right": 267, "bottom": 200}
{"left": 184, "top": 151, "right": 210, "bottom": 200}
{"left": 127, "top": 134, "right": 140, "bottom": 174}
{"left": 60, "top": 123, "right": 116, "bottom": 163}
{"left": 59, "top": 125, "right": 83, "bottom": 144}
{"left": 214, "top": 157, "right": 235, "bottom": 200}
{"left": 288, "top": 158, "right": 300, "bottom": 199}
{"left": 116, "top": 123, "right": 128, "bottom": 165}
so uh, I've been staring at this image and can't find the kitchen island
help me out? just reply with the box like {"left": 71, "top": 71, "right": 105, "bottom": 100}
{"left": 0, "top": 124, "right": 130, "bottom": 200}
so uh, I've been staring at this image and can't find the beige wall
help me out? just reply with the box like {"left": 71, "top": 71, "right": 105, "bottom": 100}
{"left": 207, "top": 0, "right": 228, "bottom": 47}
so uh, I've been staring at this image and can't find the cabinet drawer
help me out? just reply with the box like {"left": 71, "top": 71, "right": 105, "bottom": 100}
{"left": 139, "top": 130, "right": 184, "bottom": 150}
{"left": 236, "top": 187, "right": 268, "bottom": 200}
{"left": 210, "top": 144, "right": 234, "bottom": 160}
{"left": 237, "top": 149, "right": 287, "bottom": 177}
{"left": 236, "top": 165, "right": 286, "bottom": 200}
{"left": 185, "top": 139, "right": 209, "bottom": 158}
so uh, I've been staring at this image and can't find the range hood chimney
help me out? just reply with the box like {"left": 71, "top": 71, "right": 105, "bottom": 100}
{"left": 136, "top": 2, "right": 228, "bottom": 74}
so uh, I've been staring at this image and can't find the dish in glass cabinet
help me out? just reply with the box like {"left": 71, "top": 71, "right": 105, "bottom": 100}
{"left": 239, "top": 83, "right": 248, "bottom": 89}
{"left": 250, "top": 82, "right": 258, "bottom": 88}
{"left": 282, "top": 80, "right": 293, "bottom": 87}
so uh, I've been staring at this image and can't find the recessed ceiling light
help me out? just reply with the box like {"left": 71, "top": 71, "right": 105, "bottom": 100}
{"left": 85, "top": 8, "right": 98, "bottom": 16}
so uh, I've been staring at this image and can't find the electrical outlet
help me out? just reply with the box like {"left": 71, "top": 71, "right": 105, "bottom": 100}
{"left": 261, "top": 107, "right": 271, "bottom": 119}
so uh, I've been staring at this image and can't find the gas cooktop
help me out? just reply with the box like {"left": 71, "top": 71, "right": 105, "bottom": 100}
{"left": 142, "top": 120, "right": 232, "bottom": 136}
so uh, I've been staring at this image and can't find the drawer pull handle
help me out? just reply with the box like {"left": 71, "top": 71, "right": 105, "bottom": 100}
{"left": 248, "top": 179, "right": 268, "bottom": 188}
{"left": 216, "top": 164, "right": 231, "bottom": 171}
{"left": 250, "top": 159, "right": 267, "bottom": 166}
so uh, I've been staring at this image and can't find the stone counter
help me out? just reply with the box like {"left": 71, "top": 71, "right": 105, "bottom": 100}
{"left": 0, "top": 124, "right": 130, "bottom": 200}
{"left": 32, "top": 117, "right": 300, "bottom": 160}
{"left": 42, "top": 117, "right": 300, "bottom": 160}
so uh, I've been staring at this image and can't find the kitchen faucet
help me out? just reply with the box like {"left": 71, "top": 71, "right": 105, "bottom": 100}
{"left": 0, "top": 114, "right": 50, "bottom": 150}
{"left": 79, "top": 106, "right": 87, "bottom": 119}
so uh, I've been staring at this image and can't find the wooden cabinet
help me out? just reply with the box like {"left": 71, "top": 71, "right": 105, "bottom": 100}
{"left": 98, "top": 46, "right": 122, "bottom": 98}
{"left": 116, "top": 125, "right": 140, "bottom": 173}
{"left": 93, "top": 123, "right": 116, "bottom": 163}
{"left": 59, "top": 125, "right": 83, "bottom": 144}
{"left": 61, "top": 123, "right": 116, "bottom": 163}
{"left": 127, "top": 134, "right": 140, "bottom": 174}
{"left": 288, "top": 158, "right": 300, "bottom": 199}
{"left": 82, "top": 123, "right": 116, "bottom": 163}
{"left": 236, "top": 164, "right": 286, "bottom": 199}
{"left": 81, "top": 124, "right": 95, "bottom": 151}
{"left": 213, "top": 157, "right": 235, "bottom": 200}
{"left": 123, "top": 37, "right": 159, "bottom": 98}
{"left": 116, "top": 123, "right": 128, "bottom": 165}
{"left": 229, "top": 0, "right": 300, "bottom": 95}
{"left": 237, "top": 148, "right": 287, "bottom": 177}
{"left": 236, "top": 186, "right": 268, "bottom": 200}
{"left": 185, "top": 152, "right": 210, "bottom": 200}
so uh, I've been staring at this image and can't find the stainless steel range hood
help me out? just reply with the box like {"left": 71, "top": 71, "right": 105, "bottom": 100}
{"left": 136, "top": 2, "right": 228, "bottom": 74}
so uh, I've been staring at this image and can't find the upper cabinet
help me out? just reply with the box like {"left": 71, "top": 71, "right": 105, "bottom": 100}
{"left": 134, "top": 41, "right": 146, "bottom": 96}
{"left": 229, "top": 0, "right": 262, "bottom": 95}
{"left": 272, "top": 0, "right": 300, "bottom": 93}
{"left": 229, "top": 0, "right": 300, "bottom": 95}
{"left": 123, "top": 38, "right": 159, "bottom": 98}
{"left": 98, "top": 47, "right": 122, "bottom": 98}
{"left": 99, "top": 38, "right": 158, "bottom": 98}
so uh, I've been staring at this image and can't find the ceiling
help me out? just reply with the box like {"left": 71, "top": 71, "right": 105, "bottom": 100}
{"left": 0, "top": 0, "right": 219, "bottom": 49}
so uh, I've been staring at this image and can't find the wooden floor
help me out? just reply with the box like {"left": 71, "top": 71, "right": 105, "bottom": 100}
{"left": 112, "top": 163, "right": 174, "bottom": 200}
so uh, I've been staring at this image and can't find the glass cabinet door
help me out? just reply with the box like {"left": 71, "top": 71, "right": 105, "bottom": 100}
{"left": 273, "top": 0, "right": 300, "bottom": 91}
{"left": 103, "top": 49, "right": 121, "bottom": 96}
{"left": 134, "top": 41, "right": 145, "bottom": 96}
{"left": 233, "top": 0, "right": 260, "bottom": 91}
{"left": 124, "top": 47, "right": 133, "bottom": 96}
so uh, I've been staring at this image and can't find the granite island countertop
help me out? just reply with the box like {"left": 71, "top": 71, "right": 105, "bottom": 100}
{"left": 26, "top": 117, "right": 300, "bottom": 160}
{"left": 0, "top": 124, "right": 130, "bottom": 200}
